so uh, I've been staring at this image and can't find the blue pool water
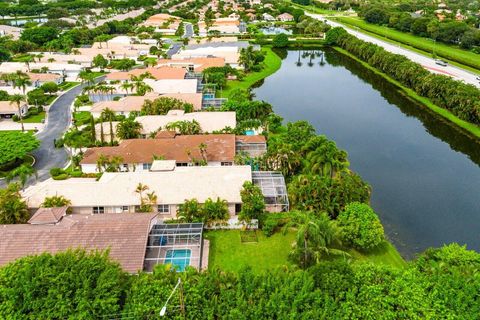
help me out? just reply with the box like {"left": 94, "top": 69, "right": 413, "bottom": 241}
{"left": 165, "top": 249, "right": 191, "bottom": 271}
{"left": 245, "top": 130, "right": 255, "bottom": 135}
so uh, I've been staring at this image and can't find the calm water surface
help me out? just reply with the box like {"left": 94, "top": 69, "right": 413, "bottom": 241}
{"left": 253, "top": 49, "right": 480, "bottom": 257}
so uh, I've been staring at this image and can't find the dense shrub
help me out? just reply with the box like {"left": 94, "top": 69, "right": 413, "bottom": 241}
{"left": 337, "top": 202, "right": 385, "bottom": 251}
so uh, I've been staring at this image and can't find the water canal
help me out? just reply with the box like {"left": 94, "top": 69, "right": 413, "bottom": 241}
{"left": 253, "top": 49, "right": 480, "bottom": 257}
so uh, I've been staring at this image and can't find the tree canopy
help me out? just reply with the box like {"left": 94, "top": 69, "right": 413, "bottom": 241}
{"left": 0, "top": 132, "right": 39, "bottom": 167}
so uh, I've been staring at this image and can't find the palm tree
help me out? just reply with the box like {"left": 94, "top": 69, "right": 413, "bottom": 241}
{"left": 120, "top": 82, "right": 133, "bottom": 95}
{"left": 135, "top": 183, "right": 149, "bottom": 203}
{"left": 9, "top": 94, "right": 26, "bottom": 132}
{"left": 135, "top": 82, "right": 153, "bottom": 96}
{"left": 101, "top": 108, "right": 116, "bottom": 146}
{"left": 6, "top": 164, "right": 37, "bottom": 189}
{"left": 116, "top": 118, "right": 142, "bottom": 139}
{"left": 12, "top": 75, "right": 32, "bottom": 95}
{"left": 283, "top": 211, "right": 348, "bottom": 269}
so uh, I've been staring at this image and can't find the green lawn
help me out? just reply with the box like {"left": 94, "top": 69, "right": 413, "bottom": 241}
{"left": 205, "top": 230, "right": 296, "bottom": 273}
{"left": 334, "top": 17, "right": 480, "bottom": 72}
{"left": 21, "top": 111, "right": 45, "bottom": 123}
{"left": 335, "top": 47, "right": 480, "bottom": 139}
{"left": 220, "top": 46, "right": 282, "bottom": 97}
{"left": 73, "top": 111, "right": 92, "bottom": 126}
{"left": 59, "top": 82, "right": 80, "bottom": 91}
{"left": 348, "top": 241, "right": 407, "bottom": 269}
{"left": 205, "top": 229, "right": 406, "bottom": 273}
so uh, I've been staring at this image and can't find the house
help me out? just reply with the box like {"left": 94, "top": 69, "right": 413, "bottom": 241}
{"left": 277, "top": 13, "right": 294, "bottom": 22}
{"left": 143, "top": 13, "right": 182, "bottom": 35}
{"left": 0, "top": 100, "right": 28, "bottom": 118}
{"left": 38, "top": 53, "right": 94, "bottom": 67}
{"left": 22, "top": 165, "right": 253, "bottom": 217}
{"left": 156, "top": 57, "right": 226, "bottom": 72}
{"left": 94, "top": 110, "right": 236, "bottom": 140}
{"left": 198, "top": 17, "right": 244, "bottom": 35}
{"left": 262, "top": 13, "right": 275, "bottom": 21}
{"left": 28, "top": 72, "right": 64, "bottom": 87}
{"left": 105, "top": 66, "right": 187, "bottom": 83}
{"left": 0, "top": 25, "right": 22, "bottom": 40}
{"left": 172, "top": 42, "right": 259, "bottom": 68}
{"left": 89, "top": 93, "right": 203, "bottom": 118}
{"left": 0, "top": 62, "right": 84, "bottom": 81}
{"left": 0, "top": 211, "right": 158, "bottom": 273}
{"left": 143, "top": 78, "right": 199, "bottom": 94}
{"left": 79, "top": 133, "right": 266, "bottom": 172}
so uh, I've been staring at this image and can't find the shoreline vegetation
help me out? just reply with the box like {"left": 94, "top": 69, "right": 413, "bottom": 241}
{"left": 221, "top": 46, "right": 406, "bottom": 267}
{"left": 334, "top": 16, "right": 480, "bottom": 73}
{"left": 334, "top": 46, "right": 480, "bottom": 139}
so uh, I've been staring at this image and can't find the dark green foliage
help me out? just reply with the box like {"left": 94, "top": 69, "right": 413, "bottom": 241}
{"left": 0, "top": 250, "right": 127, "bottom": 319}
{"left": 272, "top": 33, "right": 289, "bottom": 48}
{"left": 0, "top": 132, "right": 39, "bottom": 167}
{"left": 0, "top": 183, "right": 29, "bottom": 224}
{"left": 222, "top": 99, "right": 273, "bottom": 122}
{"left": 177, "top": 198, "right": 229, "bottom": 224}
{"left": 239, "top": 181, "right": 265, "bottom": 225}
{"left": 330, "top": 29, "right": 480, "bottom": 125}
{"left": 20, "top": 26, "right": 59, "bottom": 46}
{"left": 337, "top": 202, "right": 385, "bottom": 251}
{"left": 141, "top": 97, "right": 194, "bottom": 115}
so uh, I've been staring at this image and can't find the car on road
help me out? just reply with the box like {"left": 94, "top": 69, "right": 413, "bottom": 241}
{"left": 476, "top": 75, "right": 480, "bottom": 81}
{"left": 435, "top": 59, "right": 448, "bottom": 67}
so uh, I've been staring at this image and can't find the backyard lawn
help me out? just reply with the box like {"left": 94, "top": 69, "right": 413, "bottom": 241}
{"left": 205, "top": 229, "right": 406, "bottom": 273}
{"left": 220, "top": 47, "right": 282, "bottom": 97}
{"left": 335, "top": 17, "right": 480, "bottom": 72}
{"left": 205, "top": 230, "right": 296, "bottom": 273}
{"left": 73, "top": 111, "right": 92, "bottom": 126}
{"left": 21, "top": 111, "right": 45, "bottom": 123}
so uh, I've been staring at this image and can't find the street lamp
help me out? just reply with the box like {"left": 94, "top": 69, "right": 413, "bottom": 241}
{"left": 160, "top": 278, "right": 184, "bottom": 317}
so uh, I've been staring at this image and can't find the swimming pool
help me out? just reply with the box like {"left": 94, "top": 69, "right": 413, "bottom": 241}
{"left": 165, "top": 249, "right": 191, "bottom": 271}
{"left": 244, "top": 130, "right": 255, "bottom": 135}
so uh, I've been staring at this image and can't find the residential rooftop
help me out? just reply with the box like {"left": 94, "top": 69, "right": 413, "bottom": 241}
{"left": 0, "top": 213, "right": 157, "bottom": 273}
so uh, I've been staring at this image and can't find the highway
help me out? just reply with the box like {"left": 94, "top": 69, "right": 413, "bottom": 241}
{"left": 307, "top": 13, "right": 480, "bottom": 88}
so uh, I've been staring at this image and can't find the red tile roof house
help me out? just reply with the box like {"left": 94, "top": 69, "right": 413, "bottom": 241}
{"left": 0, "top": 212, "right": 158, "bottom": 273}
{"left": 105, "top": 66, "right": 187, "bottom": 83}
{"left": 79, "top": 133, "right": 267, "bottom": 173}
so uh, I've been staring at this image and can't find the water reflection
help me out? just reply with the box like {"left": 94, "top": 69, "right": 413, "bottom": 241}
{"left": 254, "top": 49, "right": 480, "bottom": 257}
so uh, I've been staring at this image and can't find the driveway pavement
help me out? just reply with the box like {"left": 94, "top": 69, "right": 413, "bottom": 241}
{"left": 167, "top": 43, "right": 182, "bottom": 58}
{"left": 183, "top": 23, "right": 194, "bottom": 38}
{"left": 308, "top": 13, "right": 480, "bottom": 88}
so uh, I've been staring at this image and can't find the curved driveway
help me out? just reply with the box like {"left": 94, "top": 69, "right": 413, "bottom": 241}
{"left": 31, "top": 83, "right": 85, "bottom": 182}
{"left": 308, "top": 13, "right": 480, "bottom": 88}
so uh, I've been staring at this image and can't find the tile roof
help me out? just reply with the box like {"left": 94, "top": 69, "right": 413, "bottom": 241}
{"left": 22, "top": 166, "right": 252, "bottom": 207}
{"left": 105, "top": 66, "right": 186, "bottom": 81}
{"left": 80, "top": 134, "right": 237, "bottom": 164}
{"left": 0, "top": 213, "right": 157, "bottom": 273}
{"left": 28, "top": 72, "right": 63, "bottom": 82}
{"left": 156, "top": 57, "right": 226, "bottom": 72}
{"left": 28, "top": 207, "right": 68, "bottom": 225}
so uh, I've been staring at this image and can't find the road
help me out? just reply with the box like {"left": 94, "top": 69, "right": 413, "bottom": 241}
{"left": 183, "top": 22, "right": 194, "bottom": 38}
{"left": 167, "top": 43, "right": 182, "bottom": 58}
{"left": 307, "top": 13, "right": 480, "bottom": 88}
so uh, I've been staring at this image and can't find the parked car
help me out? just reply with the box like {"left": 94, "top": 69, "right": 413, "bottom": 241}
{"left": 435, "top": 59, "right": 448, "bottom": 67}
{"left": 476, "top": 75, "right": 480, "bottom": 81}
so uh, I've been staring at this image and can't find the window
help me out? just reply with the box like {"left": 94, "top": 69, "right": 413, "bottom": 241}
{"left": 122, "top": 164, "right": 128, "bottom": 171}
{"left": 143, "top": 163, "right": 152, "bottom": 170}
{"left": 235, "top": 203, "right": 242, "bottom": 214}
{"left": 93, "top": 206, "right": 105, "bottom": 214}
{"left": 221, "top": 162, "right": 233, "bottom": 166}
{"left": 122, "top": 206, "right": 129, "bottom": 212}
{"left": 176, "top": 162, "right": 188, "bottom": 167}
{"left": 157, "top": 204, "right": 170, "bottom": 214}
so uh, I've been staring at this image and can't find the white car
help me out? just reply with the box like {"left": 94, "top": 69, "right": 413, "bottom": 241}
{"left": 435, "top": 59, "right": 448, "bottom": 67}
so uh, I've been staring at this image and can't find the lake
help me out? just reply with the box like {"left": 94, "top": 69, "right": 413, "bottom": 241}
{"left": 253, "top": 49, "right": 480, "bottom": 258}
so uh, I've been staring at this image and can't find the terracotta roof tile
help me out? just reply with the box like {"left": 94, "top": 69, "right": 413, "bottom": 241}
{"left": 0, "top": 213, "right": 157, "bottom": 273}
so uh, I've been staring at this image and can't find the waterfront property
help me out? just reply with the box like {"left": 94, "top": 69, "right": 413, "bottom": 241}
{"left": 22, "top": 165, "right": 253, "bottom": 217}
{"left": 156, "top": 57, "right": 226, "bottom": 73}
{"left": 93, "top": 110, "right": 236, "bottom": 140}
{"left": 105, "top": 66, "right": 187, "bottom": 83}
{"left": 0, "top": 212, "right": 158, "bottom": 273}
{"left": 145, "top": 223, "right": 207, "bottom": 272}
{"left": 80, "top": 133, "right": 266, "bottom": 172}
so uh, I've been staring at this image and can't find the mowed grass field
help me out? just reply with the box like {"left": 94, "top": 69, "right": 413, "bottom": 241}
{"left": 335, "top": 17, "right": 480, "bottom": 72}
{"left": 220, "top": 46, "right": 282, "bottom": 97}
{"left": 205, "top": 230, "right": 406, "bottom": 274}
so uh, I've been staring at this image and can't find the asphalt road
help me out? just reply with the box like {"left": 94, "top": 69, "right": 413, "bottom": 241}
{"left": 167, "top": 43, "right": 182, "bottom": 58}
{"left": 30, "top": 84, "right": 85, "bottom": 183}
{"left": 183, "top": 22, "right": 194, "bottom": 38}
{"left": 307, "top": 13, "right": 480, "bottom": 88}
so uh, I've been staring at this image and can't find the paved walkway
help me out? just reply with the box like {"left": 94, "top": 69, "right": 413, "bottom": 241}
{"left": 0, "top": 121, "right": 44, "bottom": 131}
{"left": 308, "top": 13, "right": 480, "bottom": 88}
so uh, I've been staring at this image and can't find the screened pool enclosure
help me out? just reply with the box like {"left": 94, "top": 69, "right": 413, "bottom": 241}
{"left": 144, "top": 223, "right": 204, "bottom": 272}
{"left": 252, "top": 171, "right": 289, "bottom": 212}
